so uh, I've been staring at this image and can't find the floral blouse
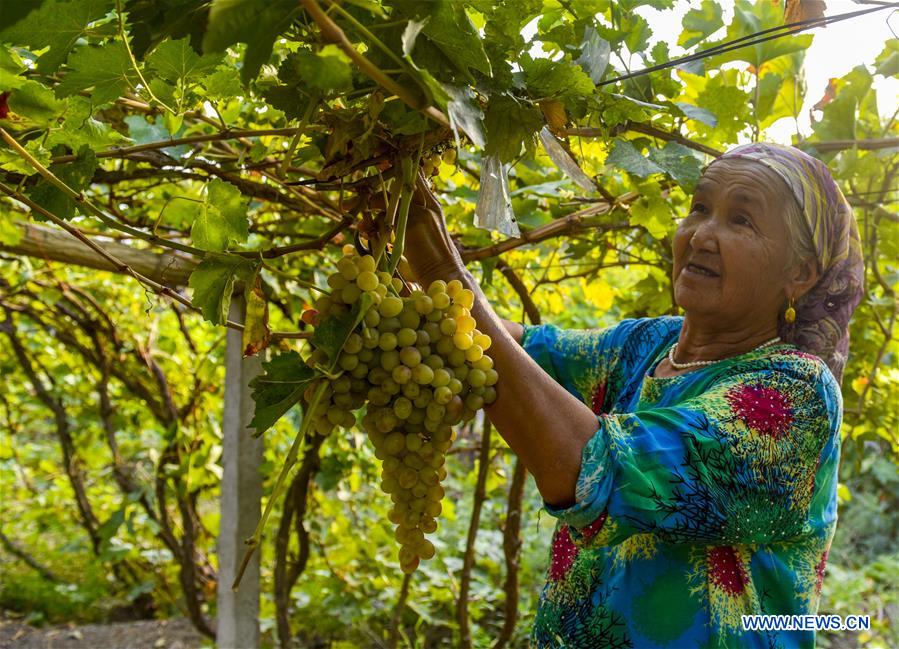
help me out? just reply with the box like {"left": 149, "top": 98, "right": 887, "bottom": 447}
{"left": 521, "top": 316, "right": 842, "bottom": 649}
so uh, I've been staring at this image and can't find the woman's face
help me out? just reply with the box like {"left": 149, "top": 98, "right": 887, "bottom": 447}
{"left": 672, "top": 158, "right": 798, "bottom": 330}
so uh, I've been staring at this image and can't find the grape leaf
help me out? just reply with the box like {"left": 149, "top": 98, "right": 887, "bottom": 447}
{"left": 523, "top": 57, "right": 594, "bottom": 101}
{"left": 874, "top": 39, "right": 898, "bottom": 78}
{"left": 484, "top": 94, "right": 543, "bottom": 163}
{"left": 0, "top": 46, "right": 27, "bottom": 90}
{"left": 202, "top": 0, "right": 299, "bottom": 86}
{"left": 312, "top": 293, "right": 374, "bottom": 369}
{"left": 248, "top": 351, "right": 316, "bottom": 435}
{"left": 0, "top": 210, "right": 23, "bottom": 245}
{"left": 577, "top": 26, "right": 610, "bottom": 84}
{"left": 190, "top": 179, "right": 250, "bottom": 252}
{"left": 26, "top": 145, "right": 98, "bottom": 221}
{"left": 7, "top": 80, "right": 66, "bottom": 128}
{"left": 647, "top": 142, "right": 702, "bottom": 191}
{"left": 146, "top": 37, "right": 221, "bottom": 86}
{"left": 605, "top": 139, "right": 664, "bottom": 178}
{"left": 628, "top": 184, "right": 672, "bottom": 239}
{"left": 54, "top": 43, "right": 141, "bottom": 107}
{"left": 414, "top": 0, "right": 492, "bottom": 80}
{"left": 672, "top": 101, "right": 718, "bottom": 127}
{"left": 199, "top": 66, "right": 243, "bottom": 101}
{"left": 188, "top": 253, "right": 256, "bottom": 325}
{"left": 0, "top": 0, "right": 114, "bottom": 74}
{"left": 287, "top": 47, "right": 354, "bottom": 94}
{"left": 678, "top": 0, "right": 723, "bottom": 49}
{"left": 707, "top": 0, "right": 812, "bottom": 69}
{"left": 0, "top": 139, "right": 52, "bottom": 176}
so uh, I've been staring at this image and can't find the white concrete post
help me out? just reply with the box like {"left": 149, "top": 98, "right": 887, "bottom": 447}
{"left": 217, "top": 295, "right": 263, "bottom": 648}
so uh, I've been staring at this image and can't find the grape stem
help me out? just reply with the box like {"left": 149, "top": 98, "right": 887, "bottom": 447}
{"left": 232, "top": 379, "right": 330, "bottom": 591}
{"left": 387, "top": 148, "right": 421, "bottom": 277}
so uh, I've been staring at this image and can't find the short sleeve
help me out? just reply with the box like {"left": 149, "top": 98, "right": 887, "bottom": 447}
{"left": 544, "top": 359, "right": 841, "bottom": 548}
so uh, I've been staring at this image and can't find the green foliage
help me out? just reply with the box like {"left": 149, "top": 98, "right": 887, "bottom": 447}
{"left": 249, "top": 352, "right": 316, "bottom": 435}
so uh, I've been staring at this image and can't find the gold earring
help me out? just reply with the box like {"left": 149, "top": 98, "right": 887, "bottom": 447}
{"left": 785, "top": 297, "right": 796, "bottom": 324}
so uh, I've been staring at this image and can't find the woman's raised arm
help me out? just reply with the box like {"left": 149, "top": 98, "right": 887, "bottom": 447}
{"left": 401, "top": 174, "right": 596, "bottom": 507}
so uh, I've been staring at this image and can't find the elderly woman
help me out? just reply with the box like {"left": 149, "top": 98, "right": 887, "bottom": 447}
{"left": 402, "top": 142, "right": 864, "bottom": 648}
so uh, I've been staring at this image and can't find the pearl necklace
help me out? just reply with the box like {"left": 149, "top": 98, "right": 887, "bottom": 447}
{"left": 667, "top": 336, "right": 782, "bottom": 370}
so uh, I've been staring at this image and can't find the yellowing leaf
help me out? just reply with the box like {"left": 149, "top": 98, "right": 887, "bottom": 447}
{"left": 784, "top": 0, "right": 826, "bottom": 28}
{"left": 242, "top": 279, "right": 270, "bottom": 357}
{"left": 582, "top": 278, "right": 615, "bottom": 310}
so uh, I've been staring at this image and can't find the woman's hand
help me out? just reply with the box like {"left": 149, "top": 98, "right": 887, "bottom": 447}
{"left": 400, "top": 170, "right": 465, "bottom": 285}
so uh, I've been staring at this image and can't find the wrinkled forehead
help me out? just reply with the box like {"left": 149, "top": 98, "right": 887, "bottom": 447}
{"left": 696, "top": 157, "right": 791, "bottom": 203}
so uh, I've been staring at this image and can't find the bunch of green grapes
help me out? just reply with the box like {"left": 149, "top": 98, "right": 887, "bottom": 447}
{"left": 300, "top": 247, "right": 497, "bottom": 572}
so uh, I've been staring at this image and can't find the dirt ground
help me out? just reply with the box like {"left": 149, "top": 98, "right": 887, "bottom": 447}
{"left": 0, "top": 617, "right": 205, "bottom": 649}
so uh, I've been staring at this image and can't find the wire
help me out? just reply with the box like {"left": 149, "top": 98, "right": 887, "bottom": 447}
{"left": 598, "top": 2, "right": 899, "bottom": 87}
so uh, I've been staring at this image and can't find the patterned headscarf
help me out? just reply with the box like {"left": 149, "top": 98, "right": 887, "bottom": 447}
{"left": 711, "top": 142, "right": 864, "bottom": 384}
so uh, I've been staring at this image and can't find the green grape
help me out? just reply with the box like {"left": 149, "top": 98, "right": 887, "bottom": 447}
{"left": 473, "top": 333, "right": 491, "bottom": 350}
{"left": 456, "top": 289, "right": 475, "bottom": 309}
{"left": 432, "top": 292, "right": 451, "bottom": 310}
{"left": 343, "top": 333, "right": 363, "bottom": 354}
{"left": 395, "top": 328, "right": 416, "bottom": 347}
{"left": 380, "top": 350, "right": 400, "bottom": 371}
{"left": 364, "top": 308, "right": 381, "bottom": 328}
{"left": 456, "top": 315, "right": 476, "bottom": 333}
{"left": 447, "top": 348, "right": 466, "bottom": 367}
{"left": 381, "top": 378, "right": 400, "bottom": 395}
{"left": 435, "top": 337, "right": 454, "bottom": 356}
{"left": 402, "top": 381, "right": 421, "bottom": 399}
{"left": 427, "top": 280, "right": 447, "bottom": 296}
{"left": 392, "top": 365, "right": 412, "bottom": 385}
{"left": 464, "top": 345, "right": 483, "bottom": 362}
{"left": 405, "top": 433, "right": 423, "bottom": 452}
{"left": 379, "top": 317, "right": 401, "bottom": 333}
{"left": 378, "top": 332, "right": 398, "bottom": 351}
{"left": 484, "top": 368, "right": 498, "bottom": 386}
{"left": 338, "top": 353, "right": 358, "bottom": 371}
{"left": 420, "top": 518, "right": 438, "bottom": 534}
{"left": 426, "top": 402, "right": 445, "bottom": 422}
{"left": 399, "top": 346, "right": 421, "bottom": 367}
{"left": 417, "top": 539, "right": 436, "bottom": 560}
{"left": 327, "top": 273, "right": 347, "bottom": 291}
{"left": 445, "top": 279, "right": 462, "bottom": 297}
{"left": 357, "top": 255, "right": 376, "bottom": 273}
{"left": 384, "top": 431, "right": 406, "bottom": 455}
{"left": 434, "top": 386, "right": 453, "bottom": 405}
{"left": 398, "top": 308, "right": 420, "bottom": 329}
{"left": 414, "top": 294, "right": 434, "bottom": 315}
{"left": 465, "top": 393, "right": 484, "bottom": 411}
{"left": 411, "top": 364, "right": 435, "bottom": 385}
{"left": 403, "top": 453, "right": 424, "bottom": 470}
{"left": 482, "top": 386, "right": 497, "bottom": 404}
{"left": 453, "top": 332, "right": 473, "bottom": 350}
{"left": 424, "top": 354, "right": 444, "bottom": 370}
{"left": 341, "top": 283, "right": 362, "bottom": 304}
{"left": 358, "top": 348, "right": 374, "bottom": 364}
{"left": 393, "top": 397, "right": 412, "bottom": 419}
{"left": 439, "top": 317, "right": 457, "bottom": 337}
{"left": 431, "top": 368, "right": 451, "bottom": 387}
{"left": 337, "top": 256, "right": 358, "bottom": 280}
{"left": 467, "top": 368, "right": 486, "bottom": 388}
